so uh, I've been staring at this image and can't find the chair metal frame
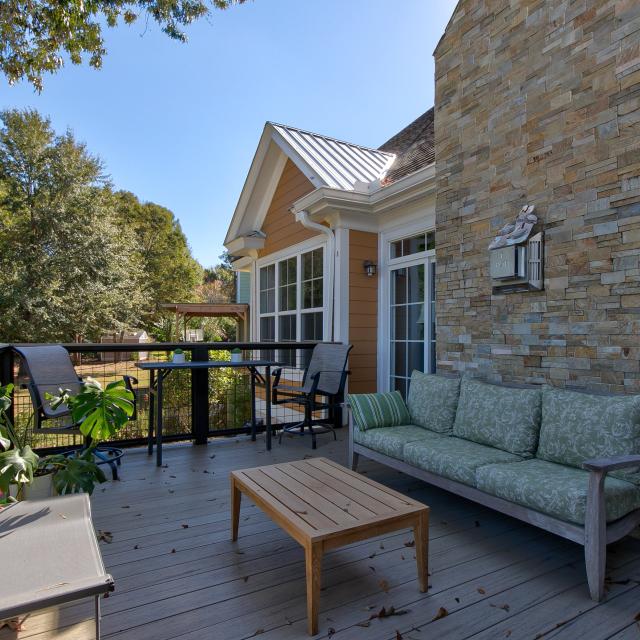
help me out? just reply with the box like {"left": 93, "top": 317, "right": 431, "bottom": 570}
{"left": 272, "top": 343, "right": 352, "bottom": 449}
{"left": 13, "top": 345, "right": 137, "bottom": 480}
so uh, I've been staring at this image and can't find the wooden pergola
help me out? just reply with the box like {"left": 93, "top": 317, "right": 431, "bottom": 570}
{"left": 160, "top": 303, "right": 249, "bottom": 341}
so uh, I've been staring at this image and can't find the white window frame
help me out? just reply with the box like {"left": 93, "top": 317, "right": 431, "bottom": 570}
{"left": 255, "top": 238, "right": 328, "bottom": 349}
{"left": 378, "top": 223, "right": 436, "bottom": 392}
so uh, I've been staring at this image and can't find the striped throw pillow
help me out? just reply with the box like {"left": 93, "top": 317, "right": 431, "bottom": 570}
{"left": 348, "top": 391, "right": 411, "bottom": 431}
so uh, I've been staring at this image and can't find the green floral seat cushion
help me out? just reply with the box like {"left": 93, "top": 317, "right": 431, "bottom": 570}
{"left": 348, "top": 391, "right": 411, "bottom": 431}
{"left": 353, "top": 425, "right": 444, "bottom": 460}
{"left": 403, "top": 436, "right": 522, "bottom": 486}
{"left": 452, "top": 377, "right": 542, "bottom": 458}
{"left": 476, "top": 458, "right": 640, "bottom": 525}
{"left": 537, "top": 386, "right": 640, "bottom": 484}
{"left": 407, "top": 371, "right": 460, "bottom": 434}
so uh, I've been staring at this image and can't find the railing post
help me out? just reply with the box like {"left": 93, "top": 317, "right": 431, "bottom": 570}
{"left": 0, "top": 347, "right": 15, "bottom": 425}
{"left": 191, "top": 346, "right": 209, "bottom": 445}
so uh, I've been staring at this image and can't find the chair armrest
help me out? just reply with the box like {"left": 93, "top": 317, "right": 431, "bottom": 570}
{"left": 123, "top": 374, "right": 138, "bottom": 388}
{"left": 271, "top": 367, "right": 283, "bottom": 388}
{"left": 583, "top": 455, "right": 640, "bottom": 473}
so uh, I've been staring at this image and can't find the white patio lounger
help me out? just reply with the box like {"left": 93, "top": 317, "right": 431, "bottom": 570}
{"left": 0, "top": 494, "right": 113, "bottom": 639}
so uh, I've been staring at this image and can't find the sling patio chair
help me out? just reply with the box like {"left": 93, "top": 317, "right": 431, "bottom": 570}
{"left": 272, "top": 343, "right": 352, "bottom": 449}
{"left": 13, "top": 345, "right": 137, "bottom": 480}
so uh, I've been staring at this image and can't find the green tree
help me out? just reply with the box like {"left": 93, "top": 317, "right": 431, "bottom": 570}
{"left": 0, "top": 109, "right": 148, "bottom": 342}
{"left": 0, "top": 0, "right": 247, "bottom": 91}
{"left": 114, "top": 191, "right": 202, "bottom": 325}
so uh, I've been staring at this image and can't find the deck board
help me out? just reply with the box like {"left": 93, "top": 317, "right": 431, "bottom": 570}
{"left": 4, "top": 430, "right": 640, "bottom": 640}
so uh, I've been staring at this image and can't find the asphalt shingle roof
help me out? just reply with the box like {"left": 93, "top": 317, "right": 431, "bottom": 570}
{"left": 378, "top": 107, "right": 435, "bottom": 185}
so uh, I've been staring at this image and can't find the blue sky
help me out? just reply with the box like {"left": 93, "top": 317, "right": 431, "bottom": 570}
{"left": 0, "top": 0, "right": 457, "bottom": 267}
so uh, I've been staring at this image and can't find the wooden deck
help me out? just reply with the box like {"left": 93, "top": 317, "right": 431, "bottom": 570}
{"left": 5, "top": 430, "right": 640, "bottom": 640}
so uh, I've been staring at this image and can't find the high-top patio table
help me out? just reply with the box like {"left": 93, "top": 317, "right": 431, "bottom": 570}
{"left": 137, "top": 359, "right": 280, "bottom": 466}
{"left": 230, "top": 457, "right": 430, "bottom": 635}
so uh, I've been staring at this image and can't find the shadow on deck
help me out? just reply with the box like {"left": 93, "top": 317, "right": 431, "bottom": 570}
{"left": 4, "top": 429, "right": 640, "bottom": 640}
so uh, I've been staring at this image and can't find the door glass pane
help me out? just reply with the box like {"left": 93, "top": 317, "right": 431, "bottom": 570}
{"left": 391, "top": 269, "right": 407, "bottom": 304}
{"left": 392, "top": 377, "right": 406, "bottom": 397}
{"left": 408, "top": 304, "right": 425, "bottom": 340}
{"left": 392, "top": 306, "right": 407, "bottom": 340}
{"left": 407, "top": 264, "right": 425, "bottom": 303}
{"left": 408, "top": 344, "right": 424, "bottom": 375}
{"left": 393, "top": 341, "right": 407, "bottom": 378}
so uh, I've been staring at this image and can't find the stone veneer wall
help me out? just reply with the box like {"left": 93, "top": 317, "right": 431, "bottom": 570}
{"left": 434, "top": 0, "right": 640, "bottom": 392}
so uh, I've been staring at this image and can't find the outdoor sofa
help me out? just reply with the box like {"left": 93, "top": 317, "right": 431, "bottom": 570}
{"left": 348, "top": 372, "right": 640, "bottom": 601}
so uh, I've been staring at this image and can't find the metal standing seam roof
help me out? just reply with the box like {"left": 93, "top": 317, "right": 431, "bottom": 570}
{"left": 270, "top": 122, "right": 396, "bottom": 191}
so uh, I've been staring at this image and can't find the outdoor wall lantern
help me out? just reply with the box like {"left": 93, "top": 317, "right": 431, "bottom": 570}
{"left": 363, "top": 260, "right": 377, "bottom": 277}
{"left": 489, "top": 204, "right": 543, "bottom": 293}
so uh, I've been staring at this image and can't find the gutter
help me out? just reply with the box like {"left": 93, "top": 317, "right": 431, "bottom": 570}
{"left": 292, "top": 209, "right": 335, "bottom": 342}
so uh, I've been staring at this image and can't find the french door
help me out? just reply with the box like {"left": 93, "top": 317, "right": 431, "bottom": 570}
{"left": 389, "top": 258, "right": 436, "bottom": 397}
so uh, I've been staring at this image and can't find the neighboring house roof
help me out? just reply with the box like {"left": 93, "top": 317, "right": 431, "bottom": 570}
{"left": 270, "top": 123, "right": 395, "bottom": 191}
{"left": 378, "top": 108, "right": 435, "bottom": 185}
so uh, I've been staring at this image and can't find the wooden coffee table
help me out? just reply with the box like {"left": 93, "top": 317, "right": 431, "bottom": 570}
{"left": 230, "top": 457, "right": 429, "bottom": 635}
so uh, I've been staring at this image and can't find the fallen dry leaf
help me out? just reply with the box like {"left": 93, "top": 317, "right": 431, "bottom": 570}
{"left": 0, "top": 616, "right": 26, "bottom": 631}
{"left": 490, "top": 603, "right": 510, "bottom": 612}
{"left": 243, "top": 576, "right": 249, "bottom": 582}
{"left": 404, "top": 540, "right": 415, "bottom": 548}
{"left": 379, "top": 579, "right": 390, "bottom": 593}
{"left": 396, "top": 631, "right": 403, "bottom": 640}
{"left": 328, "top": 627, "right": 336, "bottom": 637}
{"left": 97, "top": 530, "right": 112, "bottom": 543}
{"left": 369, "top": 552, "right": 377, "bottom": 559}
{"left": 171, "top": 548, "right": 176, "bottom": 554}
{"left": 477, "top": 587, "right": 486, "bottom": 594}
{"left": 432, "top": 607, "right": 448, "bottom": 621}
{"left": 181, "top": 524, "right": 189, "bottom": 529}
{"left": 505, "top": 631, "right": 512, "bottom": 637}
{"left": 376, "top": 606, "right": 408, "bottom": 619}
{"left": 252, "top": 629, "right": 264, "bottom": 637}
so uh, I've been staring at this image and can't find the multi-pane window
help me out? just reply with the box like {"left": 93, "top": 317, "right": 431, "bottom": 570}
{"left": 258, "top": 246, "right": 324, "bottom": 366}
{"left": 390, "top": 231, "right": 435, "bottom": 259}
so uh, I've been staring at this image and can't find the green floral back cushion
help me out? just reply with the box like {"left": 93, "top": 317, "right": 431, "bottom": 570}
{"left": 453, "top": 377, "right": 542, "bottom": 458}
{"left": 348, "top": 391, "right": 411, "bottom": 431}
{"left": 407, "top": 371, "right": 460, "bottom": 434}
{"left": 537, "top": 386, "right": 640, "bottom": 483}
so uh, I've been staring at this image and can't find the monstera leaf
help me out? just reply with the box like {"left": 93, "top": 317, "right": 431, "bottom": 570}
{"left": 49, "top": 378, "right": 134, "bottom": 442}
{"left": 49, "top": 451, "right": 107, "bottom": 495}
{"left": 0, "top": 445, "right": 39, "bottom": 496}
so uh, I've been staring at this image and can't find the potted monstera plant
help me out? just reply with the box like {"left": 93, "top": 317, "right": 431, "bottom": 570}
{"left": 0, "top": 383, "right": 39, "bottom": 503}
{"left": 45, "top": 378, "right": 135, "bottom": 495}
{"left": 0, "top": 378, "right": 134, "bottom": 504}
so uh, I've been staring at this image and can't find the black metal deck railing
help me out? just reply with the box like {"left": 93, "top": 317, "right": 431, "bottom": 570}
{"left": 0, "top": 342, "right": 323, "bottom": 453}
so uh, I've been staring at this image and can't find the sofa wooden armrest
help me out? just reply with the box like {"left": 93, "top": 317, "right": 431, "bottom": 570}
{"left": 583, "top": 455, "right": 640, "bottom": 473}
